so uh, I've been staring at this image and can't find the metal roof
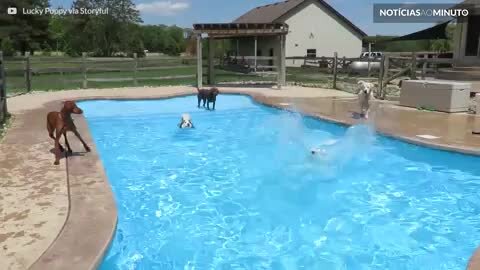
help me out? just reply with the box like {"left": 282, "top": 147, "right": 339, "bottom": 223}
{"left": 232, "top": 0, "right": 366, "bottom": 37}
{"left": 234, "top": 0, "right": 304, "bottom": 24}
{"left": 389, "top": 20, "right": 452, "bottom": 41}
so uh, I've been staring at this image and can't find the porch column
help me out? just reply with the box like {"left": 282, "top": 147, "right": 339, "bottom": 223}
{"left": 277, "top": 34, "right": 286, "bottom": 88}
{"left": 254, "top": 36, "right": 258, "bottom": 72}
{"left": 196, "top": 34, "right": 203, "bottom": 88}
{"left": 208, "top": 38, "right": 215, "bottom": 85}
{"left": 236, "top": 39, "right": 240, "bottom": 58}
{"left": 460, "top": 17, "right": 469, "bottom": 63}
{"left": 453, "top": 17, "right": 465, "bottom": 66}
{"left": 478, "top": 35, "right": 480, "bottom": 57}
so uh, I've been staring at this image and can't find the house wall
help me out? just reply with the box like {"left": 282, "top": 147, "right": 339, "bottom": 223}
{"left": 281, "top": 0, "right": 363, "bottom": 67}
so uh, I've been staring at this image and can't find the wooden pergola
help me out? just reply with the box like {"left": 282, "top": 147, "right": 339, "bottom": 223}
{"left": 192, "top": 23, "right": 289, "bottom": 88}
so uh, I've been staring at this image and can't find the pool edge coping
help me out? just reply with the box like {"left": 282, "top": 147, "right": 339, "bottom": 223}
{"left": 23, "top": 89, "right": 479, "bottom": 270}
{"left": 27, "top": 99, "right": 118, "bottom": 270}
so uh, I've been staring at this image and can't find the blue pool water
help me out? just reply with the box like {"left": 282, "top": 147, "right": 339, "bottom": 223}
{"left": 81, "top": 95, "right": 480, "bottom": 270}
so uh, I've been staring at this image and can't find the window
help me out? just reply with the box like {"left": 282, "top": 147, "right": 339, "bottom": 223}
{"left": 307, "top": 49, "right": 316, "bottom": 58}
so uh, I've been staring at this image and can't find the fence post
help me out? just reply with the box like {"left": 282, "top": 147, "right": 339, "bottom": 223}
{"left": 333, "top": 52, "right": 338, "bottom": 89}
{"left": 410, "top": 52, "right": 417, "bottom": 79}
{"left": 367, "top": 57, "right": 372, "bottom": 77}
{"left": 421, "top": 61, "right": 427, "bottom": 79}
{"left": 25, "top": 52, "right": 31, "bottom": 92}
{"left": 378, "top": 54, "right": 385, "bottom": 99}
{"left": 133, "top": 53, "right": 138, "bottom": 86}
{"left": 196, "top": 34, "right": 203, "bottom": 88}
{"left": 342, "top": 57, "right": 346, "bottom": 72}
{"left": 382, "top": 55, "right": 390, "bottom": 100}
{"left": 82, "top": 52, "right": 87, "bottom": 89}
{"left": 0, "top": 51, "right": 7, "bottom": 121}
{"left": 303, "top": 56, "right": 307, "bottom": 67}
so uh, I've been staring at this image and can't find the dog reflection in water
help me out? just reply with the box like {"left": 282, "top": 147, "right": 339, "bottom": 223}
{"left": 178, "top": 113, "right": 194, "bottom": 129}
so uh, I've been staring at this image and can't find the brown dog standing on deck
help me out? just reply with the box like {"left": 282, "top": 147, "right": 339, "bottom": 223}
{"left": 47, "top": 100, "right": 91, "bottom": 165}
{"left": 197, "top": 87, "right": 219, "bottom": 110}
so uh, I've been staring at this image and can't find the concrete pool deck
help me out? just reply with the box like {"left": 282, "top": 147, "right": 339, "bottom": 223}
{"left": 1, "top": 85, "right": 480, "bottom": 270}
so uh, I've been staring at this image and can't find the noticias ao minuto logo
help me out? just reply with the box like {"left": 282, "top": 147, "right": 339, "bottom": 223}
{"left": 379, "top": 7, "right": 468, "bottom": 17}
{"left": 373, "top": 3, "right": 473, "bottom": 23}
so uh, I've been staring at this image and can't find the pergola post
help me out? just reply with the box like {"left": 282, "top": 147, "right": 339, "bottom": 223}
{"left": 281, "top": 34, "right": 286, "bottom": 86}
{"left": 208, "top": 37, "right": 215, "bottom": 85}
{"left": 196, "top": 34, "right": 203, "bottom": 88}
{"left": 236, "top": 39, "right": 240, "bottom": 59}
{"left": 254, "top": 36, "right": 258, "bottom": 72}
{"left": 277, "top": 34, "right": 286, "bottom": 88}
{"left": 192, "top": 23, "right": 289, "bottom": 87}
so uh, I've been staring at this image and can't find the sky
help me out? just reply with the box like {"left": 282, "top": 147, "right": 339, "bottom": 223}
{"left": 49, "top": 0, "right": 465, "bottom": 36}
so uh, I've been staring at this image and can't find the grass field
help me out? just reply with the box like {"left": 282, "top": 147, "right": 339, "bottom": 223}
{"left": 3, "top": 55, "right": 361, "bottom": 94}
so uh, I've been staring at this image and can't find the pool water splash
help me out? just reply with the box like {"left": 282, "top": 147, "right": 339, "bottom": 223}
{"left": 79, "top": 95, "right": 480, "bottom": 270}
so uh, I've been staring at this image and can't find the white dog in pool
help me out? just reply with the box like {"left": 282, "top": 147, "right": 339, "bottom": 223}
{"left": 311, "top": 139, "right": 338, "bottom": 156}
{"left": 357, "top": 81, "right": 376, "bottom": 119}
{"left": 178, "top": 113, "right": 194, "bottom": 129}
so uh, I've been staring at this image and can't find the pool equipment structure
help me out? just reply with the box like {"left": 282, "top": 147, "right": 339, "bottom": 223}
{"left": 400, "top": 80, "right": 471, "bottom": 113}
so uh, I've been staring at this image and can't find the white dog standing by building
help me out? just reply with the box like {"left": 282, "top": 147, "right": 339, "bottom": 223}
{"left": 357, "top": 81, "right": 376, "bottom": 119}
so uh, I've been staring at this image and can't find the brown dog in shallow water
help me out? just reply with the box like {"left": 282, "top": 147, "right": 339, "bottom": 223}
{"left": 47, "top": 100, "right": 90, "bottom": 165}
{"left": 197, "top": 87, "right": 219, "bottom": 110}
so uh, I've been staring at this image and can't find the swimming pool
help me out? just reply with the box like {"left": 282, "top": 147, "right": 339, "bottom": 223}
{"left": 81, "top": 95, "right": 480, "bottom": 270}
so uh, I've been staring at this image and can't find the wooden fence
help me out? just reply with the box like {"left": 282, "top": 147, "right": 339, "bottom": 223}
{"left": 287, "top": 54, "right": 382, "bottom": 89}
{"left": 4, "top": 53, "right": 198, "bottom": 93}
{"left": 1, "top": 51, "right": 458, "bottom": 99}
{"left": 377, "top": 53, "right": 454, "bottom": 99}
{"left": 286, "top": 55, "right": 371, "bottom": 71}
{"left": 287, "top": 53, "right": 455, "bottom": 98}
{"left": 221, "top": 56, "right": 277, "bottom": 73}
{"left": 0, "top": 51, "right": 7, "bottom": 124}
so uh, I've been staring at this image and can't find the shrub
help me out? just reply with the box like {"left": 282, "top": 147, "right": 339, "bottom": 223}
{"left": 1, "top": 38, "right": 15, "bottom": 56}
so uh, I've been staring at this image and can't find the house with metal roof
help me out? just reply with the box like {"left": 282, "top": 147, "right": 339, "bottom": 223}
{"left": 232, "top": 0, "right": 366, "bottom": 67}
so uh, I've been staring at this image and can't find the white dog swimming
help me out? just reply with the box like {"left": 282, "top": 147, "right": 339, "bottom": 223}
{"left": 310, "top": 139, "right": 338, "bottom": 156}
{"left": 178, "top": 113, "right": 194, "bottom": 129}
{"left": 357, "top": 81, "right": 375, "bottom": 119}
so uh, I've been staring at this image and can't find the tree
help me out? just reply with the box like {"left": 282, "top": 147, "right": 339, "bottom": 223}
{"left": 0, "top": 0, "right": 51, "bottom": 55}
{"left": 49, "top": 15, "right": 68, "bottom": 52}
{"left": 140, "top": 25, "right": 190, "bottom": 56}
{"left": 185, "top": 36, "right": 197, "bottom": 56}
{"left": 142, "top": 25, "right": 166, "bottom": 52}
{"left": 167, "top": 26, "right": 186, "bottom": 54}
{"left": 1, "top": 37, "right": 15, "bottom": 56}
{"left": 66, "top": 0, "right": 142, "bottom": 56}
{"left": 120, "top": 23, "right": 145, "bottom": 57}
